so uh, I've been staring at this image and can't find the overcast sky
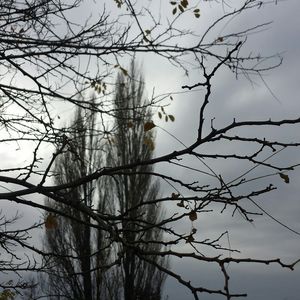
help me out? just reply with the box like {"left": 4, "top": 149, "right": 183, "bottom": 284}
{"left": 140, "top": 1, "right": 300, "bottom": 299}
{"left": 2, "top": 1, "right": 300, "bottom": 299}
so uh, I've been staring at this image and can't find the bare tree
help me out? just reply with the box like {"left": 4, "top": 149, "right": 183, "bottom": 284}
{"left": 0, "top": 1, "right": 299, "bottom": 299}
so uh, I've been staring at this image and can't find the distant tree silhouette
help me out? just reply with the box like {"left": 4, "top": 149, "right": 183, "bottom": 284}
{"left": 42, "top": 63, "right": 167, "bottom": 299}
{"left": 43, "top": 103, "right": 114, "bottom": 299}
{"left": 105, "top": 61, "right": 168, "bottom": 300}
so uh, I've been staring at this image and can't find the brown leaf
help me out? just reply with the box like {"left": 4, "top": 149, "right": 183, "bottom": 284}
{"left": 189, "top": 210, "right": 197, "bottom": 221}
{"left": 143, "top": 137, "right": 155, "bottom": 151}
{"left": 181, "top": 0, "right": 188, "bottom": 8}
{"left": 127, "top": 121, "right": 133, "bottom": 128}
{"left": 178, "top": 4, "right": 184, "bottom": 13}
{"left": 169, "top": 114, "right": 175, "bottom": 122}
{"left": 45, "top": 214, "right": 58, "bottom": 230}
{"left": 144, "top": 121, "right": 156, "bottom": 132}
{"left": 279, "top": 173, "right": 289, "bottom": 184}
{"left": 171, "top": 192, "right": 180, "bottom": 199}
{"left": 177, "top": 200, "right": 184, "bottom": 207}
{"left": 120, "top": 67, "right": 128, "bottom": 76}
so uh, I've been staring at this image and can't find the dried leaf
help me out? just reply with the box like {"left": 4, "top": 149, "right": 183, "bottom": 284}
{"left": 127, "top": 121, "right": 133, "bottom": 128}
{"left": 279, "top": 173, "right": 289, "bottom": 184}
{"left": 189, "top": 210, "right": 197, "bottom": 221}
{"left": 193, "top": 8, "right": 200, "bottom": 13}
{"left": 165, "top": 115, "right": 168, "bottom": 122}
{"left": 158, "top": 112, "right": 162, "bottom": 119}
{"left": 45, "top": 214, "right": 58, "bottom": 230}
{"left": 169, "top": 114, "right": 175, "bottom": 122}
{"left": 178, "top": 4, "right": 184, "bottom": 13}
{"left": 177, "top": 200, "right": 184, "bottom": 207}
{"left": 120, "top": 67, "right": 128, "bottom": 76}
{"left": 145, "top": 29, "right": 151, "bottom": 35}
{"left": 194, "top": 13, "right": 200, "bottom": 18}
{"left": 171, "top": 192, "right": 180, "bottom": 199}
{"left": 144, "top": 121, "right": 156, "bottom": 132}
{"left": 172, "top": 7, "right": 177, "bottom": 15}
{"left": 181, "top": 0, "right": 188, "bottom": 8}
{"left": 170, "top": 1, "right": 177, "bottom": 5}
{"left": 143, "top": 137, "right": 155, "bottom": 151}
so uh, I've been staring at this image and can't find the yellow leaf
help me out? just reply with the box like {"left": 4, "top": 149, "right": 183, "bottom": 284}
{"left": 143, "top": 137, "right": 155, "bottom": 151}
{"left": 181, "top": 0, "right": 188, "bottom": 8}
{"left": 144, "top": 121, "right": 156, "bottom": 132}
{"left": 279, "top": 173, "right": 289, "bottom": 184}
{"left": 45, "top": 214, "right": 58, "bottom": 230}
{"left": 189, "top": 210, "right": 197, "bottom": 221}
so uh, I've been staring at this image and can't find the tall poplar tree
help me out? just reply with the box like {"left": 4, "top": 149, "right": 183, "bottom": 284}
{"left": 43, "top": 105, "right": 114, "bottom": 300}
{"left": 42, "top": 62, "right": 168, "bottom": 300}
{"left": 106, "top": 61, "right": 168, "bottom": 300}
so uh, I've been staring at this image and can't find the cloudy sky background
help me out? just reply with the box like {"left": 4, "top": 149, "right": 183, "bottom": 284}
{"left": 138, "top": 1, "right": 300, "bottom": 299}
{"left": 1, "top": 0, "right": 300, "bottom": 299}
